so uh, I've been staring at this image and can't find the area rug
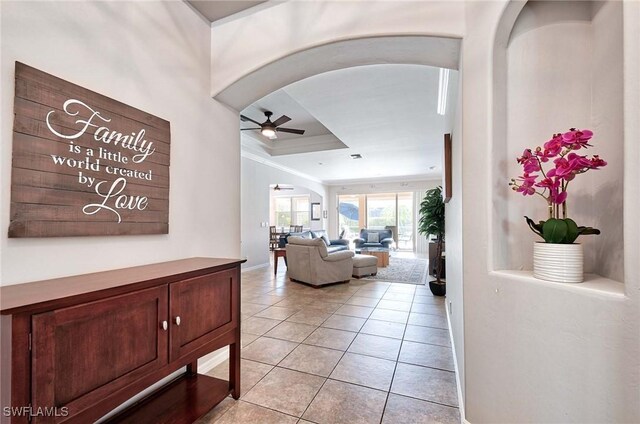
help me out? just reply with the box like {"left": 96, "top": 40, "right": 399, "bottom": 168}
{"left": 363, "top": 256, "right": 429, "bottom": 285}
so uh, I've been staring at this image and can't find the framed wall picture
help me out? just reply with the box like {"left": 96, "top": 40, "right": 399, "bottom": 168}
{"left": 443, "top": 133, "right": 452, "bottom": 203}
{"left": 311, "top": 203, "right": 321, "bottom": 221}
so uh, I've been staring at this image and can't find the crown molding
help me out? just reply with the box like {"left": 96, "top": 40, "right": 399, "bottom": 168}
{"left": 326, "top": 174, "right": 441, "bottom": 186}
{"left": 241, "top": 149, "right": 324, "bottom": 184}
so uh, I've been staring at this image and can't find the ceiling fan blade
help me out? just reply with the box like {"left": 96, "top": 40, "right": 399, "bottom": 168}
{"left": 240, "top": 128, "right": 261, "bottom": 130}
{"left": 271, "top": 115, "right": 291, "bottom": 127}
{"left": 240, "top": 114, "right": 263, "bottom": 126}
{"left": 276, "top": 127, "right": 305, "bottom": 135}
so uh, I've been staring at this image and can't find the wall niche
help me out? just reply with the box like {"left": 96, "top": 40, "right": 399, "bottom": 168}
{"left": 493, "top": 0, "right": 624, "bottom": 283}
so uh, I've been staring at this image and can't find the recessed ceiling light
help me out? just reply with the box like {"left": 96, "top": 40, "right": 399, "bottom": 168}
{"left": 429, "top": 166, "right": 436, "bottom": 170}
{"left": 318, "top": 162, "right": 323, "bottom": 165}
{"left": 350, "top": 154, "right": 363, "bottom": 159}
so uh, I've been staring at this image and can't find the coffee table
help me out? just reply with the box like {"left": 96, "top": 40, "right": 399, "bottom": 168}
{"left": 360, "top": 247, "right": 390, "bottom": 267}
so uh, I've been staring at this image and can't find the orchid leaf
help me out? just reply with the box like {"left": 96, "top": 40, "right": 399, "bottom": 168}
{"left": 577, "top": 226, "right": 601, "bottom": 236}
{"left": 563, "top": 218, "right": 579, "bottom": 243}
{"left": 542, "top": 218, "right": 568, "bottom": 243}
{"left": 524, "top": 216, "right": 544, "bottom": 239}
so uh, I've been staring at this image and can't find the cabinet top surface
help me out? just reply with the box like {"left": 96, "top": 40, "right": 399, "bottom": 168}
{"left": 0, "top": 257, "right": 245, "bottom": 314}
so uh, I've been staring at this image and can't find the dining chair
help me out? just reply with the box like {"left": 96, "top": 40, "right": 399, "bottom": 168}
{"left": 269, "top": 226, "right": 279, "bottom": 251}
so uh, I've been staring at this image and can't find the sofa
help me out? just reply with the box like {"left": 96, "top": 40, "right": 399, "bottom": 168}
{"left": 286, "top": 236, "right": 355, "bottom": 286}
{"left": 354, "top": 228, "right": 394, "bottom": 249}
{"left": 279, "top": 230, "right": 349, "bottom": 254}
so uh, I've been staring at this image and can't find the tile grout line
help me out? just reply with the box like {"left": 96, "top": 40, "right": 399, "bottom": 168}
{"left": 234, "top": 275, "right": 326, "bottom": 420}
{"left": 378, "top": 284, "right": 415, "bottom": 424}
{"left": 295, "top": 283, "right": 387, "bottom": 421}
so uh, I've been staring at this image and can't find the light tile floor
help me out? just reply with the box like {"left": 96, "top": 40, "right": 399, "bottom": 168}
{"left": 196, "top": 263, "right": 460, "bottom": 424}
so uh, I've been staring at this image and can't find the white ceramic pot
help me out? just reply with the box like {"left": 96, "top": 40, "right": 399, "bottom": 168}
{"left": 533, "top": 242, "right": 584, "bottom": 283}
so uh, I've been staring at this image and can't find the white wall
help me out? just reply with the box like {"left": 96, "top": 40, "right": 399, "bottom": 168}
{"left": 464, "top": 1, "right": 639, "bottom": 422}
{"left": 241, "top": 155, "right": 327, "bottom": 269}
{"left": 590, "top": 0, "right": 625, "bottom": 281}
{"left": 0, "top": 1, "right": 241, "bottom": 286}
{"left": 445, "top": 66, "right": 464, "bottom": 405}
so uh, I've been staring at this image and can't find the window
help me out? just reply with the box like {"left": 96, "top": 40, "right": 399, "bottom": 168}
{"left": 293, "top": 197, "right": 310, "bottom": 227}
{"left": 337, "top": 192, "right": 415, "bottom": 250}
{"left": 272, "top": 195, "right": 310, "bottom": 228}
{"left": 397, "top": 192, "right": 414, "bottom": 250}
{"left": 366, "top": 193, "right": 396, "bottom": 230}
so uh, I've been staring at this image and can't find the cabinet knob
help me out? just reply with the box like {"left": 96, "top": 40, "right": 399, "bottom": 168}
{"left": 161, "top": 320, "right": 168, "bottom": 331}
{"left": 174, "top": 316, "right": 181, "bottom": 326}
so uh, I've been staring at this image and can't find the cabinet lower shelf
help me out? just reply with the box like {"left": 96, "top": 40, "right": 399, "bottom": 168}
{"left": 107, "top": 373, "right": 230, "bottom": 424}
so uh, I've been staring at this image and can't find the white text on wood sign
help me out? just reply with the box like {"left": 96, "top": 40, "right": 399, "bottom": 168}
{"left": 9, "top": 62, "right": 171, "bottom": 237}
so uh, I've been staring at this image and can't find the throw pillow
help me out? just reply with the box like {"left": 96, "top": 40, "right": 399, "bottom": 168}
{"left": 320, "top": 233, "right": 331, "bottom": 246}
{"left": 367, "top": 232, "right": 379, "bottom": 243}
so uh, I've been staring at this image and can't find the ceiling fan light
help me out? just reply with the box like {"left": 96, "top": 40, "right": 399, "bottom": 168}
{"left": 261, "top": 128, "right": 276, "bottom": 138}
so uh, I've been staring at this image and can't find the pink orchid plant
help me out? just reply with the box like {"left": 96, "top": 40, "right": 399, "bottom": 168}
{"left": 509, "top": 128, "right": 607, "bottom": 244}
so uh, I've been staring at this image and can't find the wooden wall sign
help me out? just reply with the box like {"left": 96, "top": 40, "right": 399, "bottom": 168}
{"left": 9, "top": 62, "right": 170, "bottom": 237}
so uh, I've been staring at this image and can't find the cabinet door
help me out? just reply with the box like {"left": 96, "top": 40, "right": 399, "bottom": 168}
{"left": 31, "top": 286, "right": 168, "bottom": 422}
{"left": 169, "top": 269, "right": 238, "bottom": 361}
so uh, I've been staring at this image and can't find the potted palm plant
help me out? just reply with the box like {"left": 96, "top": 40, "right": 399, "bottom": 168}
{"left": 419, "top": 186, "right": 446, "bottom": 296}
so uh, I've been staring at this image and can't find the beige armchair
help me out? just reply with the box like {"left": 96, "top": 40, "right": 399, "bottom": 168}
{"left": 286, "top": 236, "right": 355, "bottom": 286}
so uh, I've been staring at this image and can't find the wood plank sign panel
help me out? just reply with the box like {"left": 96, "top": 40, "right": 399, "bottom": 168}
{"left": 9, "top": 62, "right": 170, "bottom": 237}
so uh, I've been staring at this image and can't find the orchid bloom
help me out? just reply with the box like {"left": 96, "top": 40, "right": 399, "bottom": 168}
{"left": 590, "top": 155, "right": 607, "bottom": 169}
{"left": 509, "top": 128, "right": 607, "bottom": 220}
{"left": 515, "top": 173, "right": 538, "bottom": 196}
{"left": 551, "top": 189, "right": 568, "bottom": 205}
{"left": 517, "top": 149, "right": 540, "bottom": 173}
{"left": 535, "top": 177, "right": 558, "bottom": 190}
{"left": 567, "top": 153, "right": 593, "bottom": 173}
{"left": 543, "top": 134, "right": 564, "bottom": 157}
{"left": 561, "top": 128, "right": 593, "bottom": 149}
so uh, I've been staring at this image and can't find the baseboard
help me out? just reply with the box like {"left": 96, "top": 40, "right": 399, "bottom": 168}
{"left": 198, "top": 346, "right": 229, "bottom": 374}
{"left": 446, "top": 308, "right": 469, "bottom": 424}
{"left": 241, "top": 262, "right": 269, "bottom": 272}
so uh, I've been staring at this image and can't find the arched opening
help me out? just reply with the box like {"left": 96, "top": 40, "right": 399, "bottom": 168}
{"left": 214, "top": 35, "right": 461, "bottom": 110}
{"left": 223, "top": 35, "right": 461, "bottom": 270}
{"left": 492, "top": 0, "right": 625, "bottom": 283}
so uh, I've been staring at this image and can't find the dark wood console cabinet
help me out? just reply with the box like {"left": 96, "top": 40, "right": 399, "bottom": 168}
{"left": 0, "top": 258, "right": 245, "bottom": 424}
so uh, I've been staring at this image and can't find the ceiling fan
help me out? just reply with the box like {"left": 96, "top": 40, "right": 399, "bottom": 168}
{"left": 240, "top": 111, "right": 306, "bottom": 139}
{"left": 273, "top": 184, "right": 294, "bottom": 191}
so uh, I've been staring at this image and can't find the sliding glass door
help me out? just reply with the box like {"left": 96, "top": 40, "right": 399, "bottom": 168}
{"left": 397, "top": 192, "right": 414, "bottom": 250}
{"left": 366, "top": 193, "right": 396, "bottom": 230}
{"left": 337, "top": 192, "right": 415, "bottom": 250}
{"left": 337, "top": 194, "right": 361, "bottom": 238}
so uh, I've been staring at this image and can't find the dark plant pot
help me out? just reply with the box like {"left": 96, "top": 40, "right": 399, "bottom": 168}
{"left": 429, "top": 281, "right": 446, "bottom": 297}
